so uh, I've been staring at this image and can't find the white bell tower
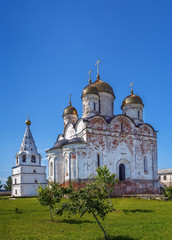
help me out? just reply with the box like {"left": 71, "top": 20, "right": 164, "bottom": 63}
{"left": 12, "top": 116, "right": 47, "bottom": 197}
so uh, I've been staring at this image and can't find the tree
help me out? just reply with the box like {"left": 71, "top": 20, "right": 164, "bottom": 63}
{"left": 165, "top": 186, "right": 172, "bottom": 199}
{"left": 56, "top": 181, "right": 112, "bottom": 240}
{"left": 37, "top": 183, "right": 65, "bottom": 221}
{"left": 3, "top": 176, "right": 12, "bottom": 190}
{"left": 0, "top": 180, "right": 3, "bottom": 190}
{"left": 95, "top": 165, "right": 118, "bottom": 209}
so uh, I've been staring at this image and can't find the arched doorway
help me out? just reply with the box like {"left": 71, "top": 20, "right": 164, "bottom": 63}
{"left": 119, "top": 163, "right": 125, "bottom": 181}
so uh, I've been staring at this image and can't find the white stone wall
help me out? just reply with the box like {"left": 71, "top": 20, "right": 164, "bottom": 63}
{"left": 122, "top": 104, "right": 143, "bottom": 125}
{"left": 64, "top": 114, "right": 77, "bottom": 128}
{"left": 82, "top": 94, "right": 99, "bottom": 118}
{"left": 159, "top": 173, "right": 172, "bottom": 186}
{"left": 99, "top": 92, "right": 114, "bottom": 118}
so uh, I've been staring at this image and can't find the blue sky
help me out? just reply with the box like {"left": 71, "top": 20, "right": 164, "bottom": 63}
{"left": 0, "top": 0, "right": 172, "bottom": 184}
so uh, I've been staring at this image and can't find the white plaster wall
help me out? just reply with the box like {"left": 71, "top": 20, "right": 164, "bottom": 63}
{"left": 64, "top": 124, "right": 76, "bottom": 139}
{"left": 64, "top": 114, "right": 77, "bottom": 128}
{"left": 99, "top": 92, "right": 114, "bottom": 117}
{"left": 12, "top": 185, "right": 21, "bottom": 196}
{"left": 159, "top": 174, "right": 172, "bottom": 186}
{"left": 82, "top": 94, "right": 99, "bottom": 118}
{"left": 20, "top": 183, "right": 47, "bottom": 196}
{"left": 122, "top": 104, "right": 143, "bottom": 125}
{"left": 55, "top": 154, "right": 64, "bottom": 184}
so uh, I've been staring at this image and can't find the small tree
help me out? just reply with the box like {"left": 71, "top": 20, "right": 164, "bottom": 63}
{"left": 165, "top": 186, "right": 172, "bottom": 199}
{"left": 4, "top": 176, "right": 12, "bottom": 190}
{"left": 95, "top": 165, "right": 118, "bottom": 208}
{"left": 56, "top": 182, "right": 112, "bottom": 240}
{"left": 37, "top": 183, "right": 65, "bottom": 221}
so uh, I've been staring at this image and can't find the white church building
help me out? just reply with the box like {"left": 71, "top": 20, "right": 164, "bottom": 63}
{"left": 12, "top": 117, "right": 47, "bottom": 197}
{"left": 46, "top": 69, "right": 159, "bottom": 195}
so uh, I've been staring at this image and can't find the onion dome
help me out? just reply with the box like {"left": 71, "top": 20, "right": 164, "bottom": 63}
{"left": 63, "top": 101, "right": 78, "bottom": 117}
{"left": 121, "top": 91, "right": 144, "bottom": 108}
{"left": 91, "top": 75, "right": 115, "bottom": 97}
{"left": 82, "top": 85, "right": 99, "bottom": 97}
{"left": 25, "top": 115, "right": 31, "bottom": 126}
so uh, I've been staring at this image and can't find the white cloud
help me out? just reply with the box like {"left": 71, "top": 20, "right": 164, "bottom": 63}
{"left": 0, "top": 177, "right": 7, "bottom": 182}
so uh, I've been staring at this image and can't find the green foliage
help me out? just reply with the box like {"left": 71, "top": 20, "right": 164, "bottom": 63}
{"left": 95, "top": 165, "right": 118, "bottom": 208}
{"left": 3, "top": 176, "right": 12, "bottom": 190}
{"left": 37, "top": 183, "right": 65, "bottom": 221}
{"left": 56, "top": 181, "right": 112, "bottom": 240}
{"left": 165, "top": 186, "right": 172, "bottom": 199}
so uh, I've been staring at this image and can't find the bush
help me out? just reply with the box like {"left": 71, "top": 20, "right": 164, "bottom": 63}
{"left": 165, "top": 186, "right": 172, "bottom": 199}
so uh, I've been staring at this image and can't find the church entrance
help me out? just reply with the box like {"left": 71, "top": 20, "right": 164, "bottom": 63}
{"left": 119, "top": 163, "right": 125, "bottom": 181}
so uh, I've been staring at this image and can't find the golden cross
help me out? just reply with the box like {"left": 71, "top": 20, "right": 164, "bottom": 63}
{"left": 129, "top": 82, "right": 134, "bottom": 94}
{"left": 95, "top": 60, "right": 101, "bottom": 75}
{"left": 88, "top": 69, "right": 92, "bottom": 84}
{"left": 69, "top": 94, "right": 72, "bottom": 106}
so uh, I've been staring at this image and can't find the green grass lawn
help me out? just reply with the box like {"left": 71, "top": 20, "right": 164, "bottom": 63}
{"left": 0, "top": 197, "right": 172, "bottom": 240}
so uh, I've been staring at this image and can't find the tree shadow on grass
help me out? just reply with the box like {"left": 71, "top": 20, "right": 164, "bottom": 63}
{"left": 98, "top": 236, "right": 139, "bottom": 240}
{"left": 122, "top": 209, "right": 154, "bottom": 214}
{"left": 58, "top": 219, "right": 94, "bottom": 224}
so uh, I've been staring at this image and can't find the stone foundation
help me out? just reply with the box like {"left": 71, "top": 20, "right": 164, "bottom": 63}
{"left": 62, "top": 179, "right": 160, "bottom": 196}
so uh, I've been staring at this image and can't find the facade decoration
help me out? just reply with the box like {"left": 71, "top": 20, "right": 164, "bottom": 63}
{"left": 12, "top": 116, "right": 47, "bottom": 196}
{"left": 46, "top": 64, "right": 159, "bottom": 195}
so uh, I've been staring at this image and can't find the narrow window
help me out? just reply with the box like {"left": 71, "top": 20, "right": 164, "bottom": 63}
{"left": 119, "top": 164, "right": 125, "bottom": 181}
{"left": 33, "top": 169, "right": 36, "bottom": 173}
{"left": 35, "top": 179, "right": 38, "bottom": 183}
{"left": 138, "top": 111, "right": 140, "bottom": 118}
{"left": 144, "top": 156, "right": 148, "bottom": 172}
{"left": 158, "top": 176, "right": 161, "bottom": 180}
{"left": 22, "top": 155, "right": 26, "bottom": 162}
{"left": 15, "top": 190, "right": 17, "bottom": 194}
{"left": 97, "top": 154, "right": 100, "bottom": 167}
{"left": 31, "top": 148, "right": 33, "bottom": 151}
{"left": 50, "top": 162, "right": 53, "bottom": 176}
{"left": 121, "top": 123, "right": 124, "bottom": 132}
{"left": 15, "top": 179, "right": 17, "bottom": 184}
{"left": 164, "top": 175, "right": 166, "bottom": 180}
{"left": 99, "top": 99, "right": 101, "bottom": 113}
{"left": 93, "top": 102, "right": 96, "bottom": 111}
{"left": 16, "top": 156, "right": 19, "bottom": 164}
{"left": 31, "top": 155, "right": 36, "bottom": 163}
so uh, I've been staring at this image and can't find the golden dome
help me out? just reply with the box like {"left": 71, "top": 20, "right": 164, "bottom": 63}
{"left": 63, "top": 103, "right": 78, "bottom": 117}
{"left": 121, "top": 93, "right": 144, "bottom": 108}
{"left": 91, "top": 75, "right": 115, "bottom": 97}
{"left": 82, "top": 85, "right": 99, "bottom": 97}
{"left": 26, "top": 118, "right": 31, "bottom": 126}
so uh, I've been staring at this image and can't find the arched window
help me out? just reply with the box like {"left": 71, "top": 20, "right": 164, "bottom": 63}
{"left": 33, "top": 169, "right": 36, "bottom": 173}
{"left": 16, "top": 156, "right": 19, "bottom": 164}
{"left": 31, "top": 155, "right": 36, "bottom": 163}
{"left": 97, "top": 154, "right": 100, "bottom": 167}
{"left": 50, "top": 162, "right": 53, "bottom": 176}
{"left": 121, "top": 123, "right": 124, "bottom": 132}
{"left": 93, "top": 102, "right": 96, "bottom": 111}
{"left": 164, "top": 175, "right": 166, "bottom": 180}
{"left": 35, "top": 179, "right": 38, "bottom": 183}
{"left": 138, "top": 111, "right": 140, "bottom": 118}
{"left": 144, "top": 156, "right": 148, "bottom": 172}
{"left": 22, "top": 155, "right": 26, "bottom": 162}
{"left": 119, "top": 164, "right": 125, "bottom": 181}
{"left": 15, "top": 178, "right": 17, "bottom": 184}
